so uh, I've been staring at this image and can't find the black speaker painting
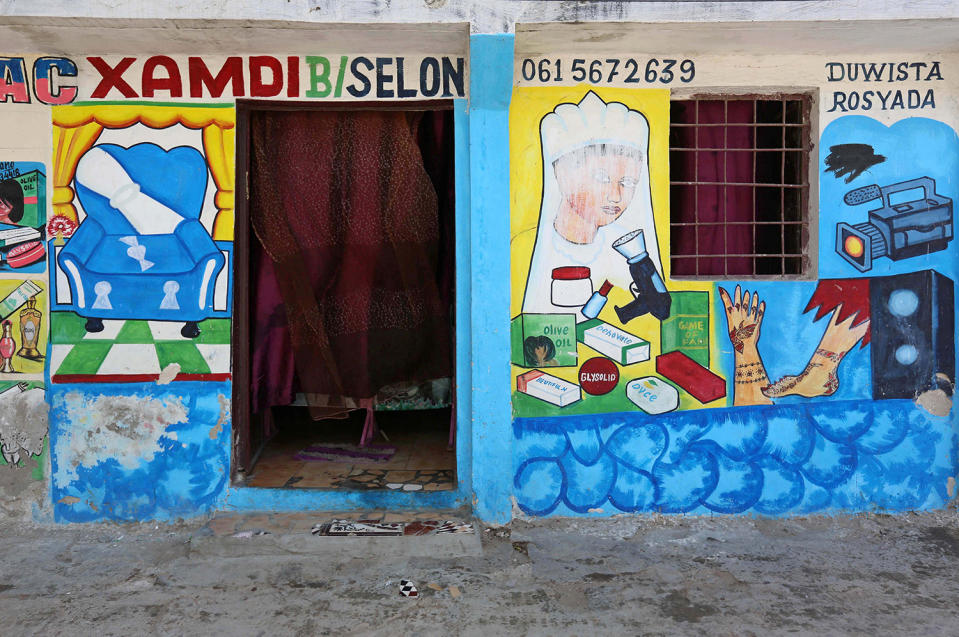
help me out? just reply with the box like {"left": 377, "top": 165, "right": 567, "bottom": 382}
{"left": 870, "top": 269, "right": 955, "bottom": 400}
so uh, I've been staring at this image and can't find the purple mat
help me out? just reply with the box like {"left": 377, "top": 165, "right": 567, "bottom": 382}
{"left": 294, "top": 443, "right": 397, "bottom": 463}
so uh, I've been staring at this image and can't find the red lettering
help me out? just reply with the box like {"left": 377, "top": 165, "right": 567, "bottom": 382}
{"left": 188, "top": 57, "right": 244, "bottom": 98}
{"left": 0, "top": 58, "right": 29, "bottom": 103}
{"left": 142, "top": 56, "right": 182, "bottom": 98}
{"left": 287, "top": 56, "right": 299, "bottom": 98}
{"left": 88, "top": 57, "right": 138, "bottom": 98}
{"left": 33, "top": 57, "right": 79, "bottom": 105}
{"left": 249, "top": 56, "right": 283, "bottom": 97}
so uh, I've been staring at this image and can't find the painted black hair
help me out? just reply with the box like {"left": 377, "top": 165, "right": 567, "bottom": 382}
{"left": 0, "top": 178, "right": 24, "bottom": 224}
{"left": 524, "top": 335, "right": 557, "bottom": 367}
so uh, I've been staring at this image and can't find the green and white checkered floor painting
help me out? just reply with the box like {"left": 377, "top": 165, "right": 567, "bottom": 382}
{"left": 50, "top": 312, "right": 231, "bottom": 382}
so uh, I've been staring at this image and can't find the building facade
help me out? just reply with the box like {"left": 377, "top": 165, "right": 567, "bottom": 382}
{"left": 0, "top": 1, "right": 957, "bottom": 524}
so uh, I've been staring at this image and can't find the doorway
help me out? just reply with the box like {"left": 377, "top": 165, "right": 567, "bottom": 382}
{"left": 232, "top": 101, "right": 457, "bottom": 492}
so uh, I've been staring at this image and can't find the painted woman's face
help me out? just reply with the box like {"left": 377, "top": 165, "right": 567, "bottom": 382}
{"left": 555, "top": 149, "right": 642, "bottom": 229}
{"left": 0, "top": 198, "right": 13, "bottom": 224}
{"left": 532, "top": 345, "right": 549, "bottom": 365}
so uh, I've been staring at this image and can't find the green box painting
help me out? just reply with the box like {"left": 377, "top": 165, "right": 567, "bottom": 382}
{"left": 510, "top": 313, "right": 578, "bottom": 368}
{"left": 660, "top": 291, "right": 709, "bottom": 367}
{"left": 14, "top": 169, "right": 45, "bottom": 229}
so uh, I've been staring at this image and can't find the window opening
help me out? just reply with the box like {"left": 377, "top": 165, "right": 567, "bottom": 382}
{"left": 669, "top": 94, "right": 812, "bottom": 278}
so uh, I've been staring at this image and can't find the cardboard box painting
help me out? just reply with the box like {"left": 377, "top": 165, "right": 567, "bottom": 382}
{"left": 660, "top": 291, "right": 709, "bottom": 367}
{"left": 511, "top": 313, "right": 578, "bottom": 367}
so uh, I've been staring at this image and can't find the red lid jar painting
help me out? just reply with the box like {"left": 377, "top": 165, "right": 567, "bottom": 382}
{"left": 551, "top": 266, "right": 593, "bottom": 307}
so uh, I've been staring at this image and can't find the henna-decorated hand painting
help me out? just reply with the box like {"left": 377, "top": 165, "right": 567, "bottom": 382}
{"left": 720, "top": 285, "right": 764, "bottom": 352}
{"left": 719, "top": 286, "right": 772, "bottom": 406}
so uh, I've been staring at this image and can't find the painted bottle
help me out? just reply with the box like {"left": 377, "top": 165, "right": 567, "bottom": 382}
{"left": 581, "top": 280, "right": 613, "bottom": 320}
{"left": 17, "top": 296, "right": 42, "bottom": 360}
{"left": 0, "top": 319, "right": 16, "bottom": 373}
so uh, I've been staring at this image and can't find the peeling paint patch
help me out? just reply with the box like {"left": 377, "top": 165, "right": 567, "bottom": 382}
{"left": 948, "top": 477, "right": 955, "bottom": 499}
{"left": 49, "top": 382, "right": 231, "bottom": 523}
{"left": 0, "top": 461, "right": 44, "bottom": 500}
{"left": 54, "top": 392, "right": 187, "bottom": 483}
{"left": 210, "top": 393, "right": 229, "bottom": 439}
{"left": 58, "top": 495, "right": 80, "bottom": 505}
{"left": 0, "top": 386, "right": 48, "bottom": 467}
{"left": 156, "top": 363, "right": 181, "bottom": 385}
{"left": 916, "top": 388, "right": 952, "bottom": 417}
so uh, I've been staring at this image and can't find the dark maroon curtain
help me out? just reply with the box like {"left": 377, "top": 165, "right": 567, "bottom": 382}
{"left": 671, "top": 100, "right": 754, "bottom": 276}
{"left": 417, "top": 110, "right": 456, "bottom": 316}
{"left": 249, "top": 109, "right": 451, "bottom": 417}
{"left": 251, "top": 236, "right": 295, "bottom": 412}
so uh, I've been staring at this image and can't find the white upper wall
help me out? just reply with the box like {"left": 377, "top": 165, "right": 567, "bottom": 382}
{"left": 4, "top": 0, "right": 959, "bottom": 34}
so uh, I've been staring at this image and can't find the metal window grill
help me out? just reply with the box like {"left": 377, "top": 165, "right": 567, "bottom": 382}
{"left": 668, "top": 95, "right": 812, "bottom": 278}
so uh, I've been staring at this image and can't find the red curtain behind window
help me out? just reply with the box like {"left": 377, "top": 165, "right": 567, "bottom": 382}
{"left": 671, "top": 100, "right": 755, "bottom": 276}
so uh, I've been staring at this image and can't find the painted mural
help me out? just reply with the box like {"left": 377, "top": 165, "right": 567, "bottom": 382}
{"left": 511, "top": 96, "right": 958, "bottom": 516}
{"left": 819, "top": 115, "right": 957, "bottom": 412}
{"left": 510, "top": 87, "right": 723, "bottom": 418}
{"left": 0, "top": 46, "right": 951, "bottom": 524}
{"left": 48, "top": 103, "right": 233, "bottom": 384}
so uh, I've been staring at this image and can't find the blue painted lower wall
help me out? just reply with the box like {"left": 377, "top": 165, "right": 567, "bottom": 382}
{"left": 43, "top": 371, "right": 956, "bottom": 523}
{"left": 513, "top": 400, "right": 956, "bottom": 517}
{"left": 49, "top": 382, "right": 231, "bottom": 523}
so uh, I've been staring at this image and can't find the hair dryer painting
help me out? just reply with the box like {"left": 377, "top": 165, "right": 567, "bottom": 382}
{"left": 611, "top": 229, "right": 671, "bottom": 323}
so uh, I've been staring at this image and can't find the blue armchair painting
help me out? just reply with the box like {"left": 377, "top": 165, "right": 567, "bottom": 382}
{"left": 56, "top": 143, "right": 225, "bottom": 338}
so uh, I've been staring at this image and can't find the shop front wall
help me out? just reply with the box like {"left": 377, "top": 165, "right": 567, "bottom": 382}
{"left": 509, "top": 48, "right": 959, "bottom": 517}
{"left": 0, "top": 49, "right": 472, "bottom": 522}
{"left": 0, "top": 33, "right": 957, "bottom": 523}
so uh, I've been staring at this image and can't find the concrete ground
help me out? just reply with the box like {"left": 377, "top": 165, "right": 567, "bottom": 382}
{"left": 3, "top": 509, "right": 959, "bottom": 636}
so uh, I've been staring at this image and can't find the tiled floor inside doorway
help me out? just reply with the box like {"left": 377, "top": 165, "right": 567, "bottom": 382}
{"left": 247, "top": 407, "right": 455, "bottom": 491}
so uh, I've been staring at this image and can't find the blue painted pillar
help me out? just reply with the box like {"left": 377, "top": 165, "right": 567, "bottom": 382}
{"left": 468, "top": 34, "right": 514, "bottom": 524}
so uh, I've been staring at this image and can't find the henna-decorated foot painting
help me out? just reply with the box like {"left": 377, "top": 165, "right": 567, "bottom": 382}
{"left": 763, "top": 306, "right": 869, "bottom": 399}
{"left": 762, "top": 356, "right": 841, "bottom": 399}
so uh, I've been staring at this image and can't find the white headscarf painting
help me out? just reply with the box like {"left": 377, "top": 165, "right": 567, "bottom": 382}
{"left": 522, "top": 91, "right": 663, "bottom": 314}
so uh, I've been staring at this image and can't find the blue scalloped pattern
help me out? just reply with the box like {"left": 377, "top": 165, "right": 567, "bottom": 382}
{"left": 512, "top": 400, "right": 956, "bottom": 516}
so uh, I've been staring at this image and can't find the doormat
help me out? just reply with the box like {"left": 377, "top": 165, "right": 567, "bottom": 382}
{"left": 312, "top": 519, "right": 473, "bottom": 536}
{"left": 312, "top": 519, "right": 405, "bottom": 536}
{"left": 294, "top": 443, "right": 397, "bottom": 463}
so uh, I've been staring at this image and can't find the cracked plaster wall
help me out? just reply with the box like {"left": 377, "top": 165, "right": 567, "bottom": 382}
{"left": 0, "top": 386, "right": 49, "bottom": 518}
